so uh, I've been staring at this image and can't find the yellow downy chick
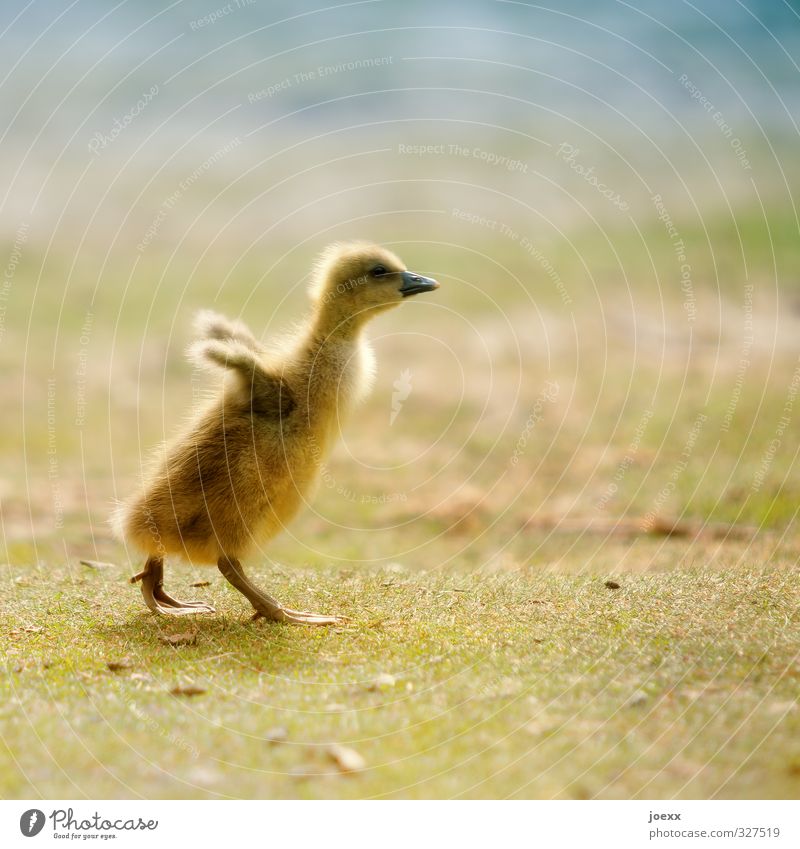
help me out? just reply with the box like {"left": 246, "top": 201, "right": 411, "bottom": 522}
{"left": 112, "top": 242, "right": 439, "bottom": 623}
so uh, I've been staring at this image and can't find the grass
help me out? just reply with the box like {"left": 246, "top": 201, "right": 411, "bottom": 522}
{"left": 1, "top": 560, "right": 798, "bottom": 799}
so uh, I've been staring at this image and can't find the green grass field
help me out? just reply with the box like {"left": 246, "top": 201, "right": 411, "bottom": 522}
{"left": 2, "top": 202, "right": 799, "bottom": 799}
{"left": 2, "top": 564, "right": 798, "bottom": 799}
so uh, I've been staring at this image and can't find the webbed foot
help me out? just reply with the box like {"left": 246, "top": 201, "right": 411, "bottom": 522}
{"left": 217, "top": 556, "right": 347, "bottom": 626}
{"left": 132, "top": 557, "right": 215, "bottom": 616}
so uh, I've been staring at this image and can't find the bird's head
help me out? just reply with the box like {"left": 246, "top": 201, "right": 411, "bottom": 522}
{"left": 309, "top": 242, "right": 438, "bottom": 332}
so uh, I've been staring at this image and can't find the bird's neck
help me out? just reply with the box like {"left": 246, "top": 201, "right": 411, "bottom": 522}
{"left": 310, "top": 303, "right": 366, "bottom": 341}
{"left": 298, "top": 314, "right": 372, "bottom": 444}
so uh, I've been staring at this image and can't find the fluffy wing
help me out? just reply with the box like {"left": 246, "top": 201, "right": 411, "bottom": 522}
{"left": 193, "top": 309, "right": 264, "bottom": 353}
{"left": 188, "top": 336, "right": 295, "bottom": 419}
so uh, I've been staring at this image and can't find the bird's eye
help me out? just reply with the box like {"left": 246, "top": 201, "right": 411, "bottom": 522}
{"left": 371, "top": 265, "right": 388, "bottom": 277}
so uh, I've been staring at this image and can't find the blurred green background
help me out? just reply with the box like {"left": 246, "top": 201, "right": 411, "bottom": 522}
{"left": 2, "top": 0, "right": 799, "bottom": 566}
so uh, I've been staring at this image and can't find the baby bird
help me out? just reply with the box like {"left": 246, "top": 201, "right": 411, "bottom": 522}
{"left": 113, "top": 242, "right": 439, "bottom": 624}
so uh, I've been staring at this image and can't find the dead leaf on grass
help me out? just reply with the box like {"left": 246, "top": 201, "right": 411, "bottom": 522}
{"left": 169, "top": 685, "right": 206, "bottom": 697}
{"left": 159, "top": 632, "right": 197, "bottom": 647}
{"left": 524, "top": 719, "right": 555, "bottom": 736}
{"left": 288, "top": 765, "right": 315, "bottom": 779}
{"left": 9, "top": 626, "right": 44, "bottom": 637}
{"left": 525, "top": 515, "right": 759, "bottom": 541}
{"left": 264, "top": 726, "right": 289, "bottom": 744}
{"left": 328, "top": 744, "right": 366, "bottom": 773}
{"left": 626, "top": 690, "right": 649, "bottom": 707}
{"left": 767, "top": 700, "right": 798, "bottom": 715}
{"left": 367, "top": 673, "right": 396, "bottom": 691}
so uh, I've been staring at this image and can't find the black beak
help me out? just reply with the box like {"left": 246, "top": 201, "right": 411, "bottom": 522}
{"left": 399, "top": 270, "right": 439, "bottom": 297}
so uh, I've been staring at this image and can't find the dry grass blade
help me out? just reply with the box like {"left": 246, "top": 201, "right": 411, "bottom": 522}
{"left": 80, "top": 559, "right": 115, "bottom": 570}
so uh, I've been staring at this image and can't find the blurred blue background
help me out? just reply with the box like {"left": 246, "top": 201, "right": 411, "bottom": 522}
{"left": 2, "top": 0, "right": 797, "bottom": 256}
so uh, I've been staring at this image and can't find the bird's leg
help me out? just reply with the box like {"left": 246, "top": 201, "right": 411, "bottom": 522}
{"left": 217, "top": 556, "right": 346, "bottom": 625}
{"left": 131, "top": 556, "right": 215, "bottom": 616}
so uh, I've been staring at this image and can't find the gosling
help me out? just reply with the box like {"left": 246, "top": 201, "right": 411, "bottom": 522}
{"left": 112, "top": 243, "right": 439, "bottom": 624}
